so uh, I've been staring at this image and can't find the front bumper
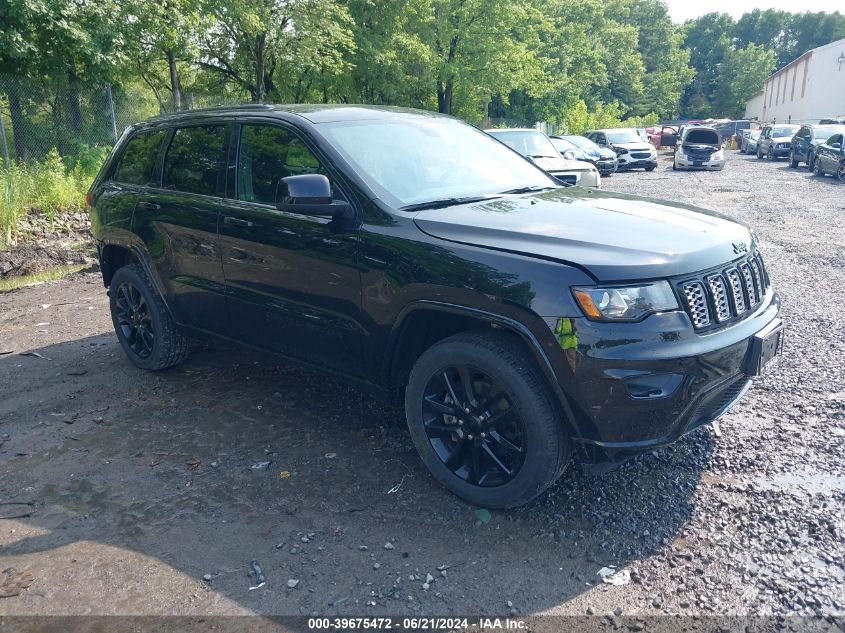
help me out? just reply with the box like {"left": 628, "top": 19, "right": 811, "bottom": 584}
{"left": 594, "top": 158, "right": 618, "bottom": 175}
{"left": 617, "top": 154, "right": 657, "bottom": 169}
{"left": 770, "top": 145, "right": 791, "bottom": 158}
{"left": 550, "top": 170, "right": 601, "bottom": 188}
{"left": 675, "top": 154, "right": 725, "bottom": 170}
{"left": 544, "top": 291, "right": 781, "bottom": 463}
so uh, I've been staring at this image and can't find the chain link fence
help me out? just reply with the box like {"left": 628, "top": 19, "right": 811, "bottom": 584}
{"left": 0, "top": 74, "right": 245, "bottom": 164}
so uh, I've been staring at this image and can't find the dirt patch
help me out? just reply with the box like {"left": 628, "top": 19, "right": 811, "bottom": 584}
{"left": 0, "top": 209, "right": 96, "bottom": 278}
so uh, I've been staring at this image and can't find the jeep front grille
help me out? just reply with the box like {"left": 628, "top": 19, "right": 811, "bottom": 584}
{"left": 680, "top": 253, "right": 769, "bottom": 331}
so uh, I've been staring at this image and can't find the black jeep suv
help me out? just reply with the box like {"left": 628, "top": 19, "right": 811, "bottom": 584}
{"left": 89, "top": 105, "right": 783, "bottom": 508}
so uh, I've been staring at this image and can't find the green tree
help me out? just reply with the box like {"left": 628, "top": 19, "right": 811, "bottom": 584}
{"left": 680, "top": 12, "right": 736, "bottom": 117}
{"left": 399, "top": 0, "right": 547, "bottom": 116}
{"left": 712, "top": 44, "right": 776, "bottom": 119}
{"left": 122, "top": 0, "right": 209, "bottom": 112}
{"left": 198, "top": 0, "right": 355, "bottom": 103}
{"left": 618, "top": 0, "right": 693, "bottom": 118}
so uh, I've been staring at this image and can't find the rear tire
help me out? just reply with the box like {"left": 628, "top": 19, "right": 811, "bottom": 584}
{"left": 405, "top": 331, "right": 570, "bottom": 508}
{"left": 645, "top": 166, "right": 656, "bottom": 172}
{"left": 109, "top": 264, "right": 191, "bottom": 370}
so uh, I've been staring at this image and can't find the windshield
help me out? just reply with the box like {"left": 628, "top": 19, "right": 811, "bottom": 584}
{"left": 317, "top": 117, "right": 556, "bottom": 208}
{"left": 550, "top": 137, "right": 578, "bottom": 153}
{"left": 772, "top": 126, "right": 798, "bottom": 137}
{"left": 562, "top": 135, "right": 600, "bottom": 152}
{"left": 813, "top": 125, "right": 845, "bottom": 139}
{"left": 605, "top": 129, "right": 642, "bottom": 144}
{"left": 486, "top": 130, "right": 559, "bottom": 159}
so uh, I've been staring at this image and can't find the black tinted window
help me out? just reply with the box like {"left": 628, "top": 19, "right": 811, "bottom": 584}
{"left": 113, "top": 130, "right": 167, "bottom": 186}
{"left": 163, "top": 126, "right": 227, "bottom": 196}
{"left": 237, "top": 125, "right": 322, "bottom": 204}
{"left": 827, "top": 134, "right": 843, "bottom": 145}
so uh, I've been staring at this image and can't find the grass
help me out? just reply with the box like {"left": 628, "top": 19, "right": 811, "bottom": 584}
{"left": 0, "top": 263, "right": 89, "bottom": 292}
{"left": 0, "top": 148, "right": 105, "bottom": 248}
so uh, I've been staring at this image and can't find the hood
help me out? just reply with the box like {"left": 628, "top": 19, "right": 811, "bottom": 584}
{"left": 412, "top": 188, "right": 752, "bottom": 282}
{"left": 611, "top": 142, "right": 653, "bottom": 152}
{"left": 531, "top": 156, "right": 595, "bottom": 173}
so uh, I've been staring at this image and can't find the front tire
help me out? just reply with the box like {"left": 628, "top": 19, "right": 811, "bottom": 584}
{"left": 757, "top": 148, "right": 764, "bottom": 159}
{"left": 109, "top": 264, "right": 191, "bottom": 370}
{"left": 405, "top": 331, "right": 570, "bottom": 508}
{"left": 789, "top": 151, "right": 798, "bottom": 168}
{"left": 815, "top": 158, "right": 826, "bottom": 177}
{"left": 837, "top": 162, "right": 845, "bottom": 183}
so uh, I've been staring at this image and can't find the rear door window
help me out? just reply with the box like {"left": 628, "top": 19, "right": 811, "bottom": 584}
{"left": 237, "top": 124, "right": 324, "bottom": 205}
{"left": 113, "top": 130, "right": 168, "bottom": 186}
{"left": 163, "top": 126, "right": 228, "bottom": 197}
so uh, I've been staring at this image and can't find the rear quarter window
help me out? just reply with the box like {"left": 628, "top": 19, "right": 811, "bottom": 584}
{"left": 112, "top": 130, "right": 168, "bottom": 186}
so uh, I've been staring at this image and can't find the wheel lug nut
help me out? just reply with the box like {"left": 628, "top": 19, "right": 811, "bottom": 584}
{"left": 467, "top": 434, "right": 473, "bottom": 440}
{"left": 480, "top": 432, "right": 486, "bottom": 438}
{"left": 464, "top": 408, "right": 470, "bottom": 414}
{"left": 458, "top": 420, "right": 463, "bottom": 425}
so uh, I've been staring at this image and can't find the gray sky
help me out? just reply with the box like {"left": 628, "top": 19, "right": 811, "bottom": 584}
{"left": 665, "top": 0, "right": 844, "bottom": 23}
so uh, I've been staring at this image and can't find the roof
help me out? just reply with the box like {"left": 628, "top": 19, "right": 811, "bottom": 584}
{"left": 763, "top": 36, "right": 845, "bottom": 83}
{"left": 143, "top": 103, "right": 447, "bottom": 126}
{"left": 484, "top": 128, "right": 543, "bottom": 133}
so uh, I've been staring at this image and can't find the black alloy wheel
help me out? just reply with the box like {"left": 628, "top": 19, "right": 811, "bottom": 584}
{"left": 421, "top": 364, "right": 526, "bottom": 488}
{"left": 837, "top": 162, "right": 845, "bottom": 183}
{"left": 405, "top": 331, "right": 570, "bottom": 508}
{"left": 109, "top": 263, "right": 190, "bottom": 370}
{"left": 114, "top": 281, "right": 155, "bottom": 358}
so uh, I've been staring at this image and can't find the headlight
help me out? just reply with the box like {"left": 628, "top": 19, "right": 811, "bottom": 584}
{"left": 713, "top": 150, "right": 724, "bottom": 160}
{"left": 616, "top": 148, "right": 628, "bottom": 155}
{"left": 572, "top": 281, "right": 679, "bottom": 321}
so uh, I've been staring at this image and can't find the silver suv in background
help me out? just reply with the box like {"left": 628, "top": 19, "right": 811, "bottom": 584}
{"left": 756, "top": 124, "right": 799, "bottom": 160}
{"left": 673, "top": 126, "right": 725, "bottom": 171}
{"left": 586, "top": 128, "right": 658, "bottom": 171}
{"left": 486, "top": 128, "right": 601, "bottom": 188}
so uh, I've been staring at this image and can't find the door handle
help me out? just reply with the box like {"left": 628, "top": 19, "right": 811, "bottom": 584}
{"left": 137, "top": 201, "right": 160, "bottom": 211}
{"left": 223, "top": 216, "right": 254, "bottom": 228}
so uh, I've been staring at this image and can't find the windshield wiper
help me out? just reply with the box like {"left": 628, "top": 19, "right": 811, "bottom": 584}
{"left": 499, "top": 185, "right": 557, "bottom": 194}
{"left": 399, "top": 195, "right": 500, "bottom": 212}
{"left": 528, "top": 154, "right": 557, "bottom": 159}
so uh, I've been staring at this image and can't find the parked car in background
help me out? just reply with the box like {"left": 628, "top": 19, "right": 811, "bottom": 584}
{"left": 635, "top": 128, "right": 650, "bottom": 143}
{"left": 549, "top": 136, "right": 588, "bottom": 161}
{"left": 813, "top": 132, "right": 845, "bottom": 181}
{"left": 673, "top": 126, "right": 726, "bottom": 171}
{"left": 757, "top": 124, "right": 799, "bottom": 160}
{"left": 551, "top": 135, "right": 618, "bottom": 176}
{"left": 486, "top": 128, "right": 601, "bottom": 188}
{"left": 789, "top": 124, "right": 845, "bottom": 169}
{"left": 740, "top": 129, "right": 762, "bottom": 154}
{"left": 88, "top": 104, "right": 783, "bottom": 507}
{"left": 654, "top": 125, "right": 679, "bottom": 149}
{"left": 819, "top": 118, "right": 845, "bottom": 125}
{"left": 713, "top": 120, "right": 752, "bottom": 145}
{"left": 586, "top": 128, "right": 657, "bottom": 171}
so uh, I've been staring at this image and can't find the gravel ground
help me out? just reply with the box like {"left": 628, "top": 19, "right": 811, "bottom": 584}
{"left": 0, "top": 149, "right": 843, "bottom": 624}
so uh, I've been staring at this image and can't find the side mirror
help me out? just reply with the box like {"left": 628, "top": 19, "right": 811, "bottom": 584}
{"left": 562, "top": 149, "right": 576, "bottom": 160}
{"left": 275, "top": 174, "right": 350, "bottom": 217}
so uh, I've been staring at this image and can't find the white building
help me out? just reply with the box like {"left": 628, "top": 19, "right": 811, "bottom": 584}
{"left": 745, "top": 36, "right": 845, "bottom": 124}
